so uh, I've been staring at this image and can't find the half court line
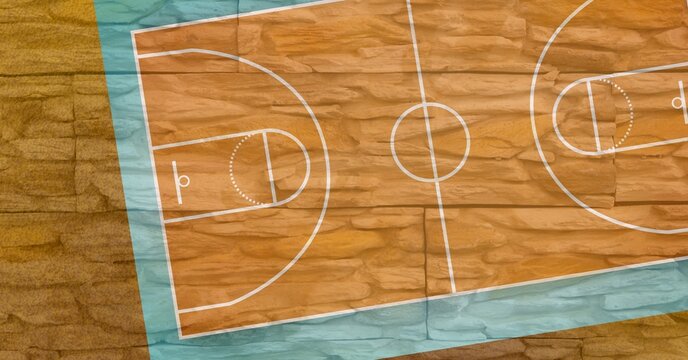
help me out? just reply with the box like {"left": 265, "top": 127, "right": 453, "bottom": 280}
{"left": 405, "top": 0, "right": 457, "bottom": 293}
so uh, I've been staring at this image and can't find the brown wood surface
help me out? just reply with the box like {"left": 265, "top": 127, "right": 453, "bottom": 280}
{"left": 134, "top": 0, "right": 688, "bottom": 337}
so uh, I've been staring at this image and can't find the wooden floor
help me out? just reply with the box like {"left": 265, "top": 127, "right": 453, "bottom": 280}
{"left": 133, "top": 0, "right": 688, "bottom": 338}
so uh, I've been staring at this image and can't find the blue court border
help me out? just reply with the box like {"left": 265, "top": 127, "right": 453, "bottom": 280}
{"left": 93, "top": 0, "right": 688, "bottom": 358}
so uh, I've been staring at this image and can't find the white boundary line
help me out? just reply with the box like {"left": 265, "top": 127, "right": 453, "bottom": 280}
{"left": 530, "top": 0, "right": 688, "bottom": 234}
{"left": 181, "top": 253, "right": 688, "bottom": 339}
{"left": 131, "top": 32, "right": 184, "bottom": 340}
{"left": 131, "top": 0, "right": 344, "bottom": 36}
{"left": 129, "top": 0, "right": 688, "bottom": 340}
{"left": 262, "top": 132, "right": 279, "bottom": 204}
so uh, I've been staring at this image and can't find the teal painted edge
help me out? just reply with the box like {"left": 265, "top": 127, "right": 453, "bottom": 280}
{"left": 93, "top": 1, "right": 688, "bottom": 359}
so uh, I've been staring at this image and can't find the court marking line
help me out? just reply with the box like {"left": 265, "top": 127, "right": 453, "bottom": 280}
{"left": 131, "top": 0, "right": 344, "bottom": 36}
{"left": 153, "top": 128, "right": 270, "bottom": 150}
{"left": 262, "top": 132, "right": 278, "bottom": 204}
{"left": 169, "top": 203, "right": 275, "bottom": 224}
{"left": 406, "top": 0, "right": 428, "bottom": 106}
{"left": 552, "top": 60, "right": 688, "bottom": 156}
{"left": 531, "top": 0, "right": 688, "bottom": 234}
{"left": 585, "top": 81, "right": 602, "bottom": 152}
{"left": 128, "top": 0, "right": 688, "bottom": 339}
{"left": 158, "top": 128, "right": 311, "bottom": 224}
{"left": 180, "top": 253, "right": 688, "bottom": 339}
{"left": 390, "top": 103, "right": 470, "bottom": 184}
{"left": 675, "top": 80, "right": 688, "bottom": 124}
{"left": 136, "top": 48, "right": 331, "bottom": 319}
{"left": 171, "top": 160, "right": 185, "bottom": 205}
{"left": 131, "top": 32, "right": 184, "bottom": 340}
{"left": 581, "top": 61, "right": 688, "bottom": 83}
{"left": 598, "top": 78, "right": 634, "bottom": 149}
{"left": 230, "top": 134, "right": 266, "bottom": 206}
{"left": 405, "top": 0, "right": 457, "bottom": 294}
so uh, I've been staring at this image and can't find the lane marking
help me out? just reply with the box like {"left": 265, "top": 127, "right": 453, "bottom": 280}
{"left": 162, "top": 128, "right": 311, "bottom": 224}
{"left": 152, "top": 128, "right": 267, "bottom": 151}
{"left": 137, "top": 48, "right": 331, "bottom": 317}
{"left": 552, "top": 60, "right": 688, "bottom": 156}
{"left": 181, "top": 253, "right": 688, "bottom": 339}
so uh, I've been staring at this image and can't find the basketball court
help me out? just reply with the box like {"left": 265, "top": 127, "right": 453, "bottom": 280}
{"left": 126, "top": 0, "right": 688, "bottom": 340}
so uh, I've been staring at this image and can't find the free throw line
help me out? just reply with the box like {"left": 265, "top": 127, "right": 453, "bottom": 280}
{"left": 262, "top": 132, "right": 278, "bottom": 204}
{"left": 585, "top": 81, "right": 602, "bottom": 152}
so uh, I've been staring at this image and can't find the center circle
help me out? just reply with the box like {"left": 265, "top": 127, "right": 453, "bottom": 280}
{"left": 390, "top": 102, "right": 470, "bottom": 183}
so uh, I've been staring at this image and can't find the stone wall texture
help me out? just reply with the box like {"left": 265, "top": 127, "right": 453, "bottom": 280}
{"left": 1, "top": 0, "right": 688, "bottom": 359}
{"left": 0, "top": 0, "right": 150, "bottom": 358}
